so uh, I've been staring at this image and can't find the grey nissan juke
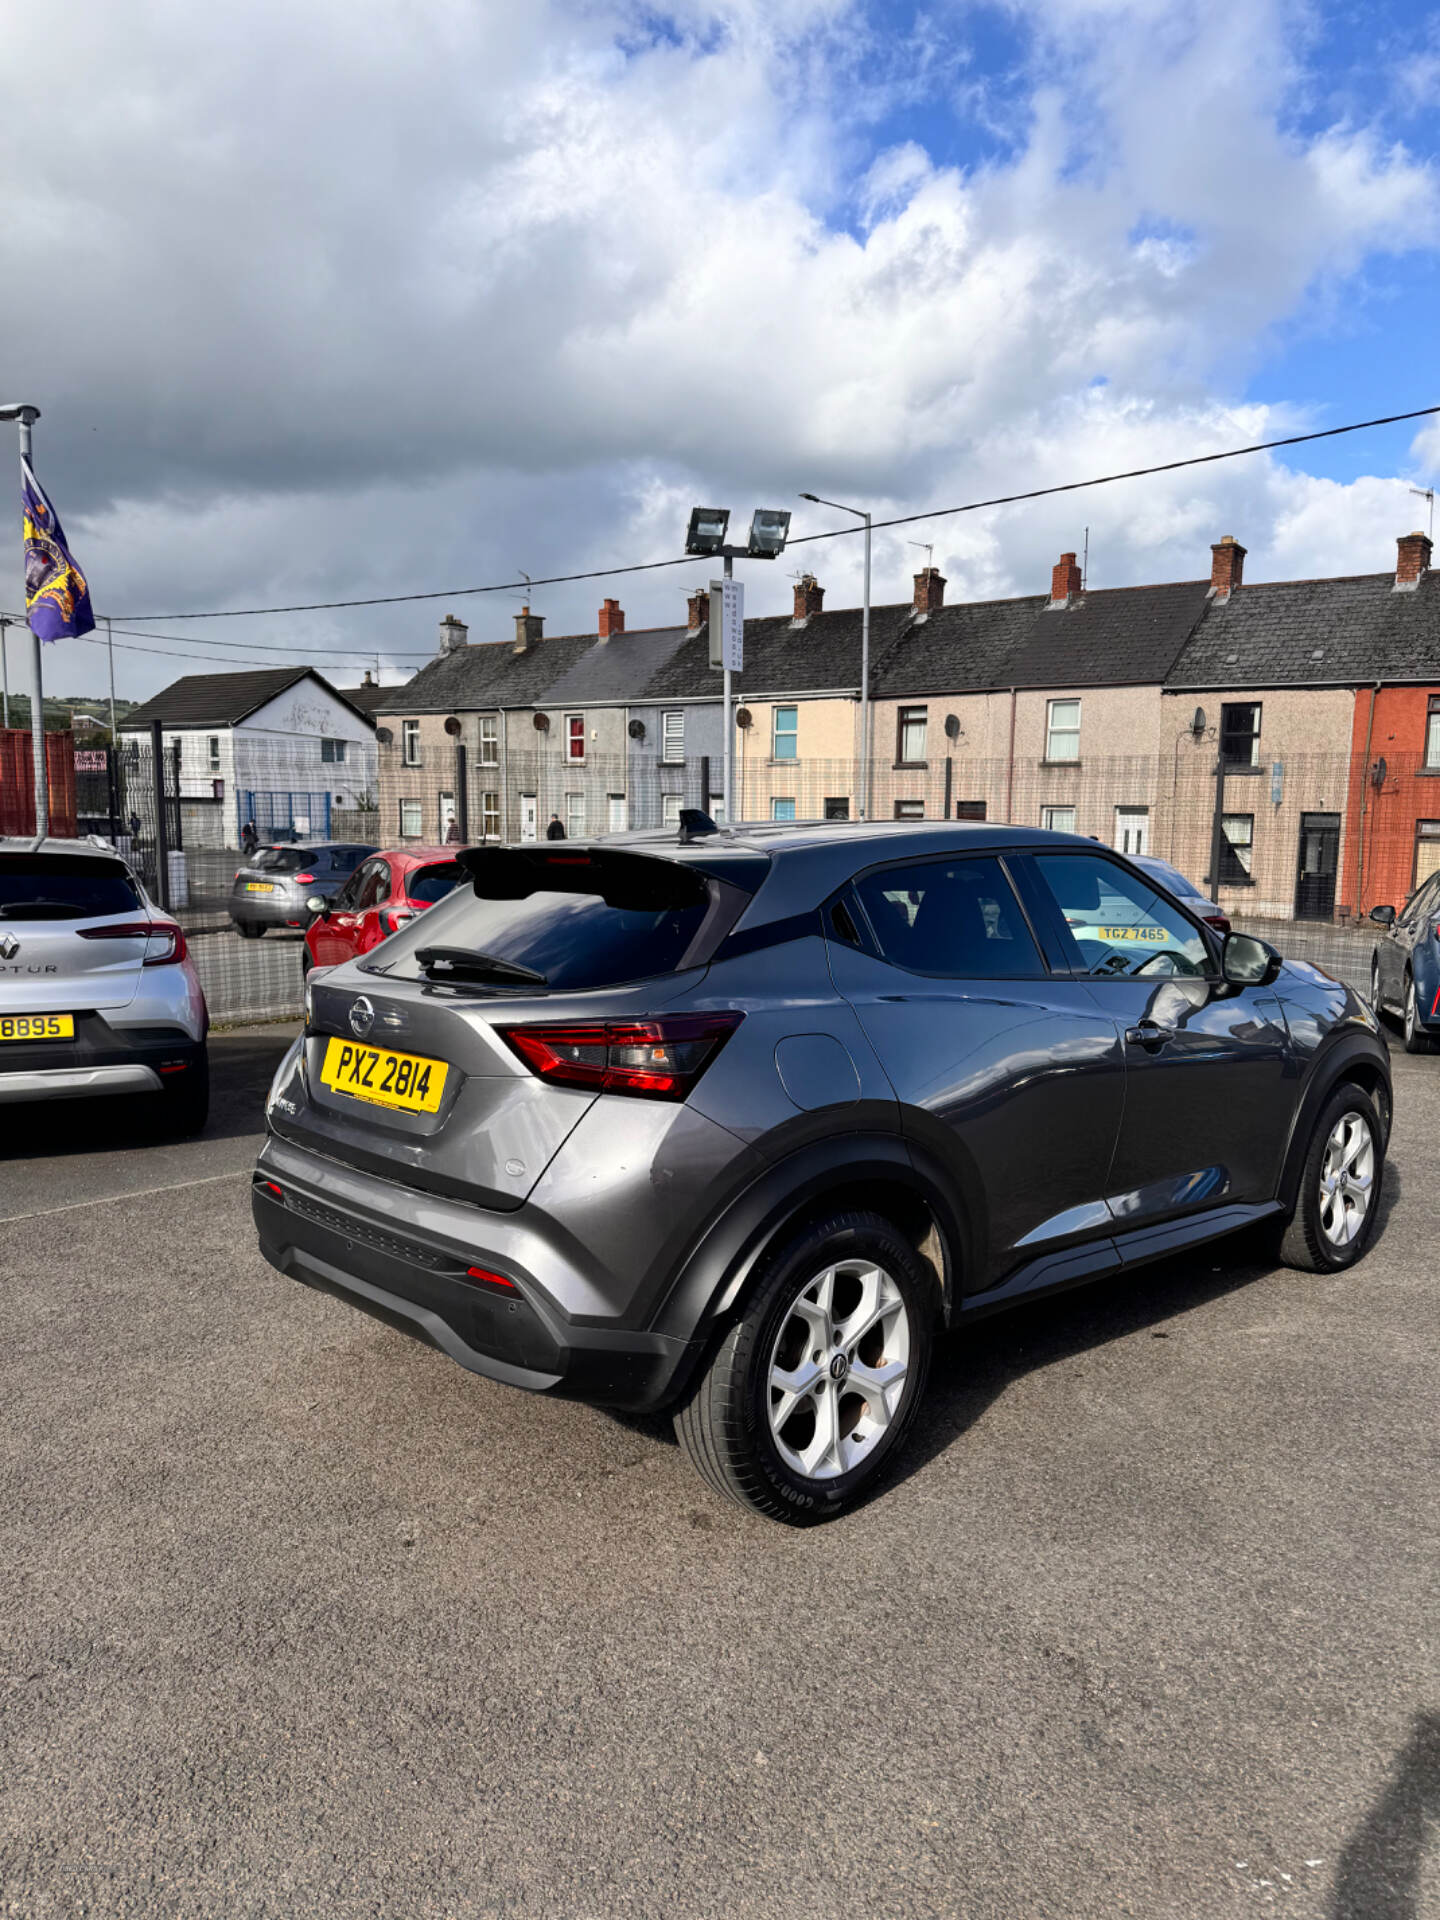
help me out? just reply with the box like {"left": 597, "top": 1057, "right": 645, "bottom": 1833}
{"left": 253, "top": 818, "right": 1391, "bottom": 1523}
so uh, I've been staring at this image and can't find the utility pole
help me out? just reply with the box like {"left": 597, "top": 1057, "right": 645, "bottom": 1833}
{"left": 722, "top": 551, "right": 733, "bottom": 825}
{"left": 0, "top": 615, "right": 9, "bottom": 728}
{"left": 105, "top": 615, "right": 118, "bottom": 744}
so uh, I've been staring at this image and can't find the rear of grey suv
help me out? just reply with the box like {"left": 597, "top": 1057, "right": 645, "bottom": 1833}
{"left": 253, "top": 824, "right": 1388, "bottom": 1523}
{"left": 229, "top": 842, "right": 375, "bottom": 936}
{"left": 0, "top": 838, "right": 209, "bottom": 1130}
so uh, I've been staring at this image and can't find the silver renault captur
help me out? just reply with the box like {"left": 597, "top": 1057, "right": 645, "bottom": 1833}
{"left": 254, "top": 819, "right": 1389, "bottom": 1523}
{"left": 0, "top": 836, "right": 208, "bottom": 1129}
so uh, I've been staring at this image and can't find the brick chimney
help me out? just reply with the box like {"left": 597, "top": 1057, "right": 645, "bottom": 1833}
{"left": 1209, "top": 535, "right": 1246, "bottom": 601}
{"left": 1395, "top": 530, "right": 1432, "bottom": 591}
{"left": 1049, "top": 552, "right": 1083, "bottom": 607}
{"left": 913, "top": 567, "right": 946, "bottom": 614}
{"left": 598, "top": 597, "right": 625, "bottom": 639}
{"left": 437, "top": 613, "right": 469, "bottom": 656}
{"left": 361, "top": 669, "right": 375, "bottom": 688}
{"left": 513, "top": 605, "right": 543, "bottom": 653}
{"left": 686, "top": 588, "right": 709, "bottom": 634}
{"left": 792, "top": 574, "right": 825, "bottom": 623}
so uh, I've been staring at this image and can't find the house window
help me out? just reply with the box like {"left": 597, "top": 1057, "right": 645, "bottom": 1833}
{"left": 662, "top": 794, "right": 683, "bottom": 827}
{"left": 399, "top": 798, "right": 422, "bottom": 838}
{"left": 481, "top": 791, "right": 500, "bottom": 839}
{"left": 1220, "top": 702, "right": 1261, "bottom": 768}
{"left": 402, "top": 720, "right": 421, "bottom": 767}
{"left": 773, "top": 707, "right": 798, "bottom": 761}
{"left": 1041, "top": 805, "right": 1077, "bottom": 834}
{"left": 608, "top": 794, "right": 627, "bottom": 832}
{"left": 894, "top": 799, "right": 924, "bottom": 819}
{"left": 955, "top": 800, "right": 986, "bottom": 821}
{"left": 566, "top": 715, "right": 586, "bottom": 762}
{"left": 1115, "top": 805, "right": 1149, "bottom": 856}
{"left": 1414, "top": 820, "right": 1440, "bottom": 888}
{"left": 772, "top": 797, "right": 796, "bottom": 821}
{"left": 1425, "top": 699, "right": 1440, "bottom": 770}
{"left": 1045, "top": 699, "right": 1081, "bottom": 763}
{"left": 824, "top": 797, "right": 850, "bottom": 820}
{"left": 479, "top": 715, "right": 499, "bottom": 766}
{"left": 207, "top": 735, "right": 221, "bottom": 772}
{"left": 321, "top": 738, "right": 346, "bottom": 765}
{"left": 661, "top": 711, "right": 685, "bottom": 764}
{"left": 566, "top": 791, "right": 586, "bottom": 838}
{"left": 709, "top": 794, "right": 726, "bottom": 825}
{"left": 1220, "top": 813, "right": 1254, "bottom": 883}
{"left": 897, "top": 706, "right": 928, "bottom": 766}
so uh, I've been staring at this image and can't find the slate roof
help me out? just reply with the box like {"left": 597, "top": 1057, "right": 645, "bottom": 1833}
{"left": 385, "top": 633, "right": 601, "bottom": 714}
{"left": 119, "top": 667, "right": 376, "bottom": 731}
{"left": 1165, "top": 570, "right": 1440, "bottom": 689}
{"left": 335, "top": 680, "right": 389, "bottom": 716}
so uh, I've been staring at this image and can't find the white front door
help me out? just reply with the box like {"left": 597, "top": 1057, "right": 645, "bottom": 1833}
{"left": 437, "top": 790, "right": 456, "bottom": 841}
{"left": 520, "top": 794, "right": 538, "bottom": 842}
{"left": 1115, "top": 806, "right": 1149, "bottom": 856}
{"left": 607, "top": 794, "right": 627, "bottom": 833}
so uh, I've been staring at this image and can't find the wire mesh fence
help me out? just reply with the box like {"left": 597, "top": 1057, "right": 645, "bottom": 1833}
{"left": 7, "top": 725, "right": 1433, "bottom": 1023}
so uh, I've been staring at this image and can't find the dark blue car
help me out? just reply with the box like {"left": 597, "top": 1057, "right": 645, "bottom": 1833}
{"left": 1370, "top": 870, "right": 1440, "bottom": 1052}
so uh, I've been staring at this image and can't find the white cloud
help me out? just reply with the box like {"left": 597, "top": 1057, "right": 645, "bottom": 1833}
{"left": 0, "top": 0, "right": 1436, "bottom": 697}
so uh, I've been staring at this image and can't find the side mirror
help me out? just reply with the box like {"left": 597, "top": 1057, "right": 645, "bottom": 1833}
{"left": 1368, "top": 904, "right": 1396, "bottom": 926}
{"left": 307, "top": 895, "right": 329, "bottom": 918}
{"left": 1222, "top": 930, "right": 1282, "bottom": 987}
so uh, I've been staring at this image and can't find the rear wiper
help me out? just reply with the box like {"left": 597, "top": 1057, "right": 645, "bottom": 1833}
{"left": 0, "top": 899, "right": 81, "bottom": 918}
{"left": 416, "top": 945, "right": 548, "bottom": 986}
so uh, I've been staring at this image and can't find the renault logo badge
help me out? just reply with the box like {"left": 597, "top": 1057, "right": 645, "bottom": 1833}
{"left": 349, "top": 996, "right": 375, "bottom": 1040}
{"left": 0, "top": 934, "right": 18, "bottom": 960}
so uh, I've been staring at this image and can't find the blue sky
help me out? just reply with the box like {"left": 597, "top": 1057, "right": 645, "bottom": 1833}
{"left": 2, "top": 0, "right": 1439, "bottom": 695}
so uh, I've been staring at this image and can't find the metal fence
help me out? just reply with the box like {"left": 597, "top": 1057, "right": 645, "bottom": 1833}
{"left": 13, "top": 735, "right": 1425, "bottom": 1025}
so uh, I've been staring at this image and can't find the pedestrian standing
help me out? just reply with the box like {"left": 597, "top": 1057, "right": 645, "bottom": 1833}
{"left": 546, "top": 813, "right": 566, "bottom": 840}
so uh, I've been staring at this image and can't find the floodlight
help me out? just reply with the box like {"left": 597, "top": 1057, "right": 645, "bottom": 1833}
{"left": 685, "top": 506, "right": 730, "bottom": 556}
{"left": 747, "top": 508, "right": 791, "bottom": 559}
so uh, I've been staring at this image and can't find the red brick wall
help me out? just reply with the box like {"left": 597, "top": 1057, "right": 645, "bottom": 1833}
{"left": 1343, "top": 688, "right": 1440, "bottom": 913}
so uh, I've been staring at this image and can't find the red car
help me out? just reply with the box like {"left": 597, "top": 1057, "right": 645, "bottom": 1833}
{"left": 302, "top": 847, "right": 468, "bottom": 974}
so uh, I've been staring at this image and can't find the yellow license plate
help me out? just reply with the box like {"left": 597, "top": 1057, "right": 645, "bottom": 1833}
{"left": 245, "top": 881, "right": 275, "bottom": 893}
{"left": 0, "top": 1013, "right": 75, "bottom": 1042}
{"left": 319, "top": 1036, "right": 448, "bottom": 1114}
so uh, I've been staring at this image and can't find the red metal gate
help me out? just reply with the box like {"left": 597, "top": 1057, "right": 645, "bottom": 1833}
{"left": 0, "top": 729, "right": 78, "bottom": 837}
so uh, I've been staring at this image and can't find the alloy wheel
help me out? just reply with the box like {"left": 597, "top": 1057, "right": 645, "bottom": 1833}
{"left": 1318, "top": 1110, "right": 1375, "bottom": 1248}
{"left": 1406, "top": 979, "right": 1417, "bottom": 1044}
{"left": 1370, "top": 958, "right": 1380, "bottom": 1009}
{"left": 766, "top": 1260, "right": 911, "bottom": 1481}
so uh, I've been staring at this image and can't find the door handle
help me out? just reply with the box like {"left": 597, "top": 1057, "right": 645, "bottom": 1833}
{"left": 1125, "top": 1023, "right": 1174, "bottom": 1051}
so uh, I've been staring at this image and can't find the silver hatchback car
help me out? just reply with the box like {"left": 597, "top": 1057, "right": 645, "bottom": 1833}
{"left": 0, "top": 836, "right": 209, "bottom": 1130}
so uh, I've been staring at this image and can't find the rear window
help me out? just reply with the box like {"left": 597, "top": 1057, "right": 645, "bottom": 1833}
{"left": 253, "top": 848, "right": 316, "bottom": 874}
{"left": 407, "top": 861, "right": 464, "bottom": 905}
{"left": 369, "top": 846, "right": 721, "bottom": 990}
{"left": 0, "top": 854, "right": 141, "bottom": 920}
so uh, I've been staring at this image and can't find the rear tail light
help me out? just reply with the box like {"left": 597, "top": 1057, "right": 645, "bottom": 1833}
{"left": 465, "top": 1265, "right": 518, "bottom": 1292}
{"left": 1204, "top": 912, "right": 1231, "bottom": 935}
{"left": 381, "top": 908, "right": 416, "bottom": 936}
{"left": 79, "top": 920, "right": 187, "bottom": 965}
{"left": 295, "top": 872, "right": 315, "bottom": 885}
{"left": 497, "top": 1011, "right": 743, "bottom": 1101}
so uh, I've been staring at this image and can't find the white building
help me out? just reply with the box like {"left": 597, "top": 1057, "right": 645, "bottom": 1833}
{"left": 119, "top": 667, "right": 378, "bottom": 849}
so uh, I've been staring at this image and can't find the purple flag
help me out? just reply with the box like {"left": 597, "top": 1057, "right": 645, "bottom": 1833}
{"left": 23, "top": 455, "right": 94, "bottom": 640}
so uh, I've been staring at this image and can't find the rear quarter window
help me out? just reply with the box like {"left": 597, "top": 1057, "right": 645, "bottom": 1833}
{"left": 853, "top": 857, "right": 1043, "bottom": 977}
{"left": 0, "top": 854, "right": 142, "bottom": 919}
{"left": 407, "top": 862, "right": 464, "bottom": 905}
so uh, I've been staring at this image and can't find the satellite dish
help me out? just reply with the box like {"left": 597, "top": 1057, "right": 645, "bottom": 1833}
{"left": 627, "top": 718, "right": 646, "bottom": 740}
{"left": 735, "top": 707, "right": 753, "bottom": 730}
{"left": 944, "top": 713, "right": 961, "bottom": 741}
{"left": 1191, "top": 706, "right": 1207, "bottom": 739}
{"left": 1372, "top": 756, "right": 1388, "bottom": 788}
{"left": 444, "top": 715, "right": 462, "bottom": 737}
{"left": 375, "top": 726, "right": 393, "bottom": 746}
{"left": 532, "top": 712, "right": 550, "bottom": 732}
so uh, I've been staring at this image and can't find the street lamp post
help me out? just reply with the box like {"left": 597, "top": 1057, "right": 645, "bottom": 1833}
{"left": 684, "top": 506, "right": 791, "bottom": 826}
{"left": 800, "top": 493, "right": 871, "bottom": 819}
{"left": 0, "top": 404, "right": 44, "bottom": 834}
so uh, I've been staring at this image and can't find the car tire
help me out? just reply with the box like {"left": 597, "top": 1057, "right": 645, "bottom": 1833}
{"left": 1277, "top": 1082, "right": 1384, "bottom": 1274}
{"left": 238, "top": 921, "right": 264, "bottom": 941}
{"left": 1403, "top": 973, "right": 1432, "bottom": 1054}
{"left": 157, "top": 1052, "right": 210, "bottom": 1136}
{"left": 674, "top": 1209, "right": 936, "bottom": 1525}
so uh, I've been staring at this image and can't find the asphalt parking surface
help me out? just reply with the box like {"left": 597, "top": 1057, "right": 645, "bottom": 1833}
{"left": 1, "top": 1028, "right": 1436, "bottom": 1919}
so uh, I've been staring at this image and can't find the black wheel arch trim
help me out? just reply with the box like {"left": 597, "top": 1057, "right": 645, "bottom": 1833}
{"left": 1277, "top": 1027, "right": 1391, "bottom": 1208}
{"left": 646, "top": 1130, "right": 974, "bottom": 1354}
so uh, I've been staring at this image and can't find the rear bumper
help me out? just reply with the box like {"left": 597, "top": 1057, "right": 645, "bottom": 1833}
{"left": 0, "top": 1021, "right": 204, "bottom": 1103}
{"left": 229, "top": 892, "right": 308, "bottom": 928}
{"left": 251, "top": 1149, "right": 700, "bottom": 1413}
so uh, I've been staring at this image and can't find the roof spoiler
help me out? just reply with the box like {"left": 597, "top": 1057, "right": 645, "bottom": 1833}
{"left": 456, "top": 844, "right": 709, "bottom": 912}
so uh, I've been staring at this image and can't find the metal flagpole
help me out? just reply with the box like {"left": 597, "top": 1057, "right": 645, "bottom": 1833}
{"left": 1, "top": 615, "right": 9, "bottom": 728}
{"left": 17, "top": 408, "right": 46, "bottom": 837}
{"left": 722, "top": 552, "right": 733, "bottom": 825}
